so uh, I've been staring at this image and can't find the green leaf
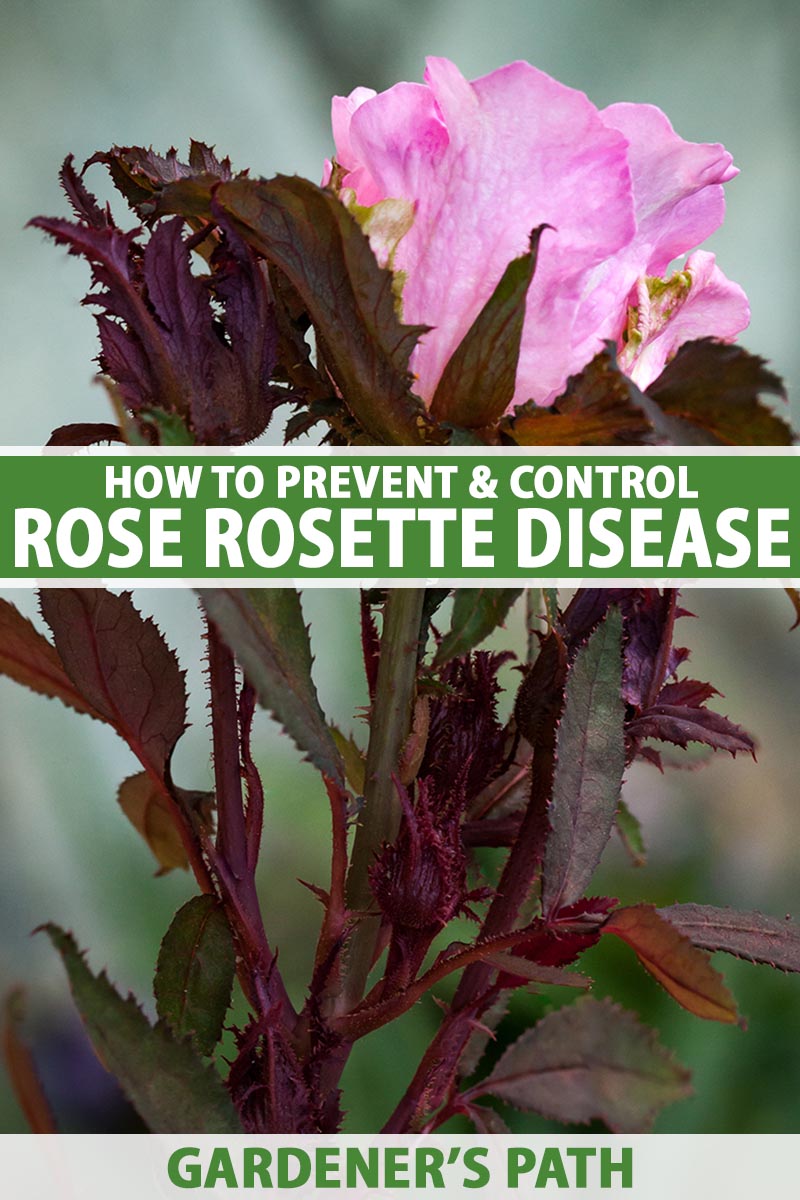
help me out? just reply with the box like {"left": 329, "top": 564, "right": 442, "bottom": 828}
{"left": 200, "top": 588, "right": 343, "bottom": 784}
{"left": 616, "top": 797, "right": 646, "bottom": 867}
{"left": 542, "top": 588, "right": 560, "bottom": 631}
{"left": 42, "top": 925, "right": 241, "bottom": 1132}
{"left": 430, "top": 227, "right": 548, "bottom": 428}
{"left": 541, "top": 607, "right": 626, "bottom": 915}
{"left": 645, "top": 339, "right": 792, "bottom": 445}
{"left": 434, "top": 588, "right": 522, "bottom": 666}
{"left": 213, "top": 176, "right": 438, "bottom": 446}
{"left": 139, "top": 408, "right": 195, "bottom": 445}
{"left": 155, "top": 896, "right": 236, "bottom": 1056}
{"left": 474, "top": 996, "right": 691, "bottom": 1133}
{"left": 329, "top": 725, "right": 366, "bottom": 794}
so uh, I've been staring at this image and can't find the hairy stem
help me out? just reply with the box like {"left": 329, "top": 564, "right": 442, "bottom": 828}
{"left": 341, "top": 587, "right": 426, "bottom": 1010}
{"left": 382, "top": 735, "right": 556, "bottom": 1132}
{"left": 206, "top": 619, "right": 295, "bottom": 1025}
{"left": 207, "top": 623, "right": 248, "bottom": 878}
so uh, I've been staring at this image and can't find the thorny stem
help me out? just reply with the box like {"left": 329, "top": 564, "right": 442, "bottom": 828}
{"left": 332, "top": 922, "right": 557, "bottom": 1041}
{"left": 525, "top": 587, "right": 540, "bottom": 664}
{"left": 647, "top": 589, "right": 678, "bottom": 709}
{"left": 158, "top": 769, "right": 216, "bottom": 896}
{"left": 207, "top": 624, "right": 248, "bottom": 878}
{"left": 382, "top": 735, "right": 556, "bottom": 1133}
{"left": 206, "top": 620, "right": 296, "bottom": 1025}
{"left": 313, "top": 778, "right": 350, "bottom": 983}
{"left": 340, "top": 587, "right": 426, "bottom": 1011}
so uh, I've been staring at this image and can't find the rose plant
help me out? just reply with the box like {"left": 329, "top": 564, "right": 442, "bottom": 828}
{"left": 326, "top": 57, "right": 749, "bottom": 403}
{"left": 2, "top": 59, "right": 799, "bottom": 1135}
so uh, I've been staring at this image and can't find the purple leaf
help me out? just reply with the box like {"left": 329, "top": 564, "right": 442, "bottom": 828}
{"left": 423, "top": 650, "right": 514, "bottom": 806}
{"left": 0, "top": 597, "right": 104, "bottom": 720}
{"left": 60, "top": 155, "right": 110, "bottom": 228}
{"left": 627, "top": 703, "right": 755, "bottom": 757}
{"left": 430, "top": 228, "right": 548, "bottom": 428}
{"left": 646, "top": 338, "right": 791, "bottom": 446}
{"left": 39, "top": 589, "right": 187, "bottom": 778}
{"left": 434, "top": 589, "right": 522, "bottom": 667}
{"left": 471, "top": 996, "right": 691, "bottom": 1133}
{"left": 658, "top": 904, "right": 800, "bottom": 974}
{"left": 541, "top": 608, "right": 626, "bottom": 915}
{"left": 85, "top": 141, "right": 238, "bottom": 215}
{"left": 47, "top": 422, "right": 123, "bottom": 446}
{"left": 199, "top": 588, "right": 342, "bottom": 785}
{"left": 32, "top": 160, "right": 280, "bottom": 444}
{"left": 210, "top": 175, "right": 439, "bottom": 445}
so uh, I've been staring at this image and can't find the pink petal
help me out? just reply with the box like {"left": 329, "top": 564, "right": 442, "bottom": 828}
{"left": 342, "top": 57, "right": 635, "bottom": 404}
{"left": 327, "top": 62, "right": 746, "bottom": 410}
{"left": 580, "top": 102, "right": 738, "bottom": 342}
{"left": 623, "top": 251, "right": 751, "bottom": 390}
{"left": 329, "top": 86, "right": 383, "bottom": 205}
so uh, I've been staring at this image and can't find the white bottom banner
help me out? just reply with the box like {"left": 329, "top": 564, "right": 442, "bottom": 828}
{"left": 0, "top": 1134, "right": 794, "bottom": 1198}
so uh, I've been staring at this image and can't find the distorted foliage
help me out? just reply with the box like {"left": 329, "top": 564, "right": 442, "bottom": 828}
{"left": 5, "top": 126, "right": 797, "bottom": 1136}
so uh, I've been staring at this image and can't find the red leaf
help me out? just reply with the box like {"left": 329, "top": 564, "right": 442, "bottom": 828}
{"left": 506, "top": 346, "right": 655, "bottom": 446}
{"left": 656, "top": 678, "right": 719, "bottom": 707}
{"left": 0, "top": 597, "right": 103, "bottom": 720}
{"left": 541, "top": 608, "right": 626, "bottom": 915}
{"left": 552, "top": 896, "right": 619, "bottom": 924}
{"left": 603, "top": 905, "right": 740, "bottom": 1024}
{"left": 39, "top": 589, "right": 186, "bottom": 779}
{"left": 46, "top": 422, "right": 123, "bottom": 446}
{"left": 471, "top": 996, "right": 692, "bottom": 1133}
{"left": 3, "top": 991, "right": 57, "bottom": 1133}
{"left": 627, "top": 704, "right": 755, "bottom": 757}
{"left": 645, "top": 338, "right": 791, "bottom": 445}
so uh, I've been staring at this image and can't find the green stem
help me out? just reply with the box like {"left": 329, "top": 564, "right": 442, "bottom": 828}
{"left": 340, "top": 587, "right": 426, "bottom": 1010}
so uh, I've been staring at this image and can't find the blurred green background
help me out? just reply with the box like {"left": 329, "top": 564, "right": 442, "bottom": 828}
{"left": 1, "top": 0, "right": 799, "bottom": 1133}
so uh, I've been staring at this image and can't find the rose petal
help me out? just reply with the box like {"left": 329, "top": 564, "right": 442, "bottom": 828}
{"left": 603, "top": 102, "right": 737, "bottom": 276}
{"left": 329, "top": 87, "right": 382, "bottom": 205}
{"left": 340, "top": 57, "right": 634, "bottom": 405}
{"left": 327, "top": 60, "right": 746, "bottom": 410}
{"left": 622, "top": 250, "right": 751, "bottom": 390}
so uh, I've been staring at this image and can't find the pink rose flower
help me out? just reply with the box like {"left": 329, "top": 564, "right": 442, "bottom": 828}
{"left": 325, "top": 58, "right": 750, "bottom": 409}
